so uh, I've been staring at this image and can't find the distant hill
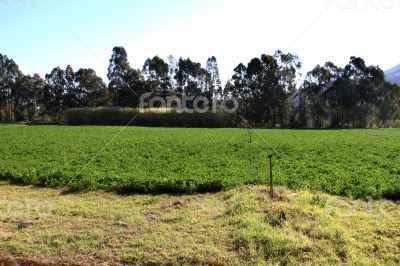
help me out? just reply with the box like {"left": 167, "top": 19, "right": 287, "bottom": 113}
{"left": 385, "top": 64, "right": 400, "bottom": 84}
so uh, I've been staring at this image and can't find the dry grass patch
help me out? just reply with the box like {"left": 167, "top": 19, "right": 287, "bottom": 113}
{"left": 0, "top": 182, "right": 399, "bottom": 265}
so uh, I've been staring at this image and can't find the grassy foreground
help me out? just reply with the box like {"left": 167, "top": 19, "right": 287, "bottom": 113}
{"left": 0, "top": 125, "right": 400, "bottom": 199}
{"left": 0, "top": 182, "right": 399, "bottom": 265}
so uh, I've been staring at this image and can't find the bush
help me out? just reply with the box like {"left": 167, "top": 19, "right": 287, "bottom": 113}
{"left": 66, "top": 107, "right": 234, "bottom": 128}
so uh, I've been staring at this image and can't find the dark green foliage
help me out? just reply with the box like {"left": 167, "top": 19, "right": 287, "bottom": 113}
{"left": 72, "top": 68, "right": 111, "bottom": 107}
{"left": 44, "top": 67, "right": 66, "bottom": 120}
{"left": 66, "top": 107, "right": 234, "bottom": 127}
{"left": 230, "top": 51, "right": 301, "bottom": 127}
{"left": 0, "top": 53, "right": 23, "bottom": 121}
{"left": 300, "top": 58, "right": 400, "bottom": 128}
{"left": 13, "top": 74, "right": 45, "bottom": 121}
{"left": 0, "top": 126, "right": 399, "bottom": 199}
{"left": 206, "top": 56, "right": 222, "bottom": 99}
{"left": 142, "top": 55, "right": 171, "bottom": 97}
{"left": 1, "top": 49, "right": 399, "bottom": 128}
{"left": 107, "top": 46, "right": 145, "bottom": 107}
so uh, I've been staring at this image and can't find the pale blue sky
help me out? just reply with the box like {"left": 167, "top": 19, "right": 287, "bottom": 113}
{"left": 1, "top": 0, "right": 399, "bottom": 82}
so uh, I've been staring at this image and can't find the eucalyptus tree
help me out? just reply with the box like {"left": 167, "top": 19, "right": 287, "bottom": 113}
{"left": 230, "top": 51, "right": 301, "bottom": 126}
{"left": 301, "top": 62, "right": 339, "bottom": 128}
{"left": 13, "top": 74, "right": 45, "bottom": 121}
{"left": 44, "top": 67, "right": 65, "bottom": 120}
{"left": 142, "top": 55, "right": 171, "bottom": 97}
{"left": 175, "top": 57, "right": 210, "bottom": 97}
{"left": 0, "top": 53, "right": 22, "bottom": 121}
{"left": 206, "top": 56, "right": 222, "bottom": 99}
{"left": 74, "top": 68, "right": 110, "bottom": 107}
{"left": 107, "top": 46, "right": 144, "bottom": 107}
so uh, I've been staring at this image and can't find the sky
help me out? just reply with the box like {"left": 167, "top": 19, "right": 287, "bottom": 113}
{"left": 1, "top": 0, "right": 400, "bottom": 83}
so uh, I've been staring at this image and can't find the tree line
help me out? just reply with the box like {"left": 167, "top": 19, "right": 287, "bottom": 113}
{"left": 0, "top": 47, "right": 399, "bottom": 127}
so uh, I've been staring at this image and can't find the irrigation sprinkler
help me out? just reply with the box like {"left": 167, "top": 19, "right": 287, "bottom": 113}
{"left": 268, "top": 155, "right": 273, "bottom": 199}
{"left": 248, "top": 128, "right": 252, "bottom": 143}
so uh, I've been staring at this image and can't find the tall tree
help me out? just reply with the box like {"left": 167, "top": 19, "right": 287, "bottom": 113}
{"left": 74, "top": 68, "right": 110, "bottom": 107}
{"left": 324, "top": 57, "right": 385, "bottom": 127}
{"left": 376, "top": 82, "right": 400, "bottom": 126}
{"left": 13, "top": 74, "right": 44, "bottom": 121}
{"left": 206, "top": 56, "right": 222, "bottom": 99}
{"left": 230, "top": 63, "right": 249, "bottom": 99}
{"left": 301, "top": 62, "right": 339, "bottom": 128}
{"left": 0, "top": 53, "right": 22, "bottom": 121}
{"left": 231, "top": 51, "right": 301, "bottom": 126}
{"left": 175, "top": 57, "right": 210, "bottom": 97}
{"left": 64, "top": 65, "right": 77, "bottom": 108}
{"left": 107, "top": 46, "right": 144, "bottom": 107}
{"left": 142, "top": 55, "right": 171, "bottom": 97}
{"left": 274, "top": 51, "right": 302, "bottom": 126}
{"left": 167, "top": 55, "right": 178, "bottom": 92}
{"left": 44, "top": 67, "right": 65, "bottom": 120}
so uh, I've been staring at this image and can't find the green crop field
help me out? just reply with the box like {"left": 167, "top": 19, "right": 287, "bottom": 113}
{"left": 0, "top": 125, "right": 399, "bottom": 199}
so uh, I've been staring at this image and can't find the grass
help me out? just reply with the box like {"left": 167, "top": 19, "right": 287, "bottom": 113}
{"left": 0, "top": 125, "right": 399, "bottom": 199}
{"left": 0, "top": 182, "right": 399, "bottom": 265}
